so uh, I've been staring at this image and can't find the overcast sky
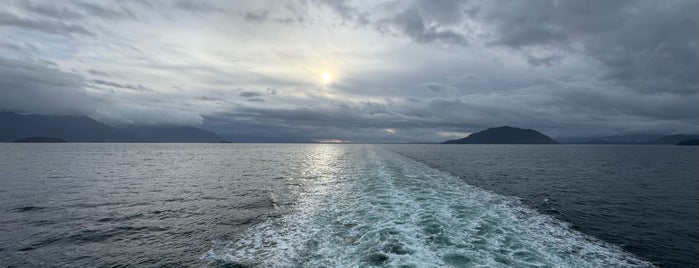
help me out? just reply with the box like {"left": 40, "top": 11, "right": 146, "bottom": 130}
{"left": 1, "top": 0, "right": 697, "bottom": 142}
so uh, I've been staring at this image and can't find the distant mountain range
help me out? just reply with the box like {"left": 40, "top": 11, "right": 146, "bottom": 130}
{"left": 442, "top": 126, "right": 559, "bottom": 144}
{"left": 13, "top": 137, "right": 66, "bottom": 143}
{"left": 0, "top": 112, "right": 226, "bottom": 142}
{"left": 442, "top": 126, "right": 699, "bottom": 145}
{"left": 645, "top": 134, "right": 699, "bottom": 145}
{"left": 4, "top": 111, "right": 697, "bottom": 144}
{"left": 560, "top": 134, "right": 699, "bottom": 145}
{"left": 677, "top": 139, "right": 699, "bottom": 145}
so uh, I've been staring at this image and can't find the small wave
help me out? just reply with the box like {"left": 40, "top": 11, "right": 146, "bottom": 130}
{"left": 66, "top": 201, "right": 127, "bottom": 209}
{"left": 63, "top": 225, "right": 169, "bottom": 244}
{"left": 12, "top": 206, "right": 46, "bottom": 212}
{"left": 96, "top": 213, "right": 144, "bottom": 223}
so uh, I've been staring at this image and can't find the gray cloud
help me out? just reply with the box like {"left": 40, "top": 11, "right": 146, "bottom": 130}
{"left": 87, "top": 69, "right": 110, "bottom": 77}
{"left": 88, "top": 79, "right": 153, "bottom": 92}
{"left": 0, "top": 0, "right": 696, "bottom": 142}
{"left": 18, "top": 1, "right": 84, "bottom": 20}
{"left": 172, "top": 0, "right": 224, "bottom": 14}
{"left": 525, "top": 53, "right": 563, "bottom": 67}
{"left": 319, "top": 0, "right": 372, "bottom": 26}
{"left": 238, "top": 2, "right": 309, "bottom": 25}
{"left": 319, "top": 0, "right": 468, "bottom": 46}
{"left": 323, "top": 0, "right": 697, "bottom": 95}
{"left": 476, "top": 0, "right": 699, "bottom": 94}
{"left": 422, "top": 82, "right": 457, "bottom": 94}
{"left": 0, "top": 57, "right": 93, "bottom": 115}
{"left": 0, "top": 56, "right": 202, "bottom": 126}
{"left": 390, "top": 7, "right": 468, "bottom": 46}
{"left": 243, "top": 10, "right": 269, "bottom": 23}
{"left": 0, "top": 10, "right": 93, "bottom": 36}
{"left": 76, "top": 2, "right": 138, "bottom": 21}
{"left": 239, "top": 91, "right": 263, "bottom": 98}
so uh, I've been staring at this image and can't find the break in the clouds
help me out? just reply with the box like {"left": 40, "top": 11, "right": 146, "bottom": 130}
{"left": 0, "top": 0, "right": 697, "bottom": 142}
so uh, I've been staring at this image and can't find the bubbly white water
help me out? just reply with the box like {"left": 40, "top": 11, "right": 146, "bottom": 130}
{"left": 203, "top": 145, "right": 653, "bottom": 267}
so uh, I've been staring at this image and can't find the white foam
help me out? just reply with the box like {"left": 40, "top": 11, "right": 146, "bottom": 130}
{"left": 203, "top": 145, "right": 654, "bottom": 267}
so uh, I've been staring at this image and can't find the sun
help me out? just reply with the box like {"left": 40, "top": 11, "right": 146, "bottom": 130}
{"left": 321, "top": 72, "right": 331, "bottom": 84}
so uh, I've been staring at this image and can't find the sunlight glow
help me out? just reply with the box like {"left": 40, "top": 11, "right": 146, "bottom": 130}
{"left": 322, "top": 73, "right": 331, "bottom": 84}
{"left": 313, "top": 139, "right": 348, "bottom": 143}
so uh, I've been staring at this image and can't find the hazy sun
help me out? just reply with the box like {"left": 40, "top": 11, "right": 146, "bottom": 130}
{"left": 321, "top": 72, "right": 331, "bottom": 84}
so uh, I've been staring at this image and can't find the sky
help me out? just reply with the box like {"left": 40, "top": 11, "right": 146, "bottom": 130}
{"left": 0, "top": 0, "right": 697, "bottom": 142}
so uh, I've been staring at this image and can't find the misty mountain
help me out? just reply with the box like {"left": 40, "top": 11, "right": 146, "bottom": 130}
{"left": 0, "top": 112, "right": 225, "bottom": 142}
{"left": 645, "top": 134, "right": 699, "bottom": 145}
{"left": 442, "top": 126, "right": 559, "bottom": 144}
{"left": 222, "top": 134, "right": 313, "bottom": 143}
{"left": 558, "top": 134, "right": 661, "bottom": 144}
{"left": 121, "top": 126, "right": 225, "bottom": 143}
{"left": 535, "top": 133, "right": 699, "bottom": 145}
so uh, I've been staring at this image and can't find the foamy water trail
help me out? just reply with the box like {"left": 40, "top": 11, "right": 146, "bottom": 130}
{"left": 203, "top": 145, "right": 653, "bottom": 267}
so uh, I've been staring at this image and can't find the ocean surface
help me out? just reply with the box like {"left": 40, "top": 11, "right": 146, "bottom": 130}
{"left": 0, "top": 144, "right": 696, "bottom": 267}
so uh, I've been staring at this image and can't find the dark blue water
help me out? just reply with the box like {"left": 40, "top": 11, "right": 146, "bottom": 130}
{"left": 0, "top": 144, "right": 696, "bottom": 267}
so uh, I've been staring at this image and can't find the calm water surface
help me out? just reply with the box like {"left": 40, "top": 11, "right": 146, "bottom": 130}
{"left": 0, "top": 144, "right": 696, "bottom": 267}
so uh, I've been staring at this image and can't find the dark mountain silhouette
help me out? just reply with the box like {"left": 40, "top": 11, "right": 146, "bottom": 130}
{"left": 13, "top": 137, "right": 66, "bottom": 143}
{"left": 442, "top": 126, "right": 559, "bottom": 144}
{"left": 1, "top": 112, "right": 225, "bottom": 142}
{"left": 677, "top": 139, "right": 699, "bottom": 145}
{"left": 645, "top": 134, "right": 699, "bottom": 145}
{"left": 1, "top": 112, "right": 130, "bottom": 142}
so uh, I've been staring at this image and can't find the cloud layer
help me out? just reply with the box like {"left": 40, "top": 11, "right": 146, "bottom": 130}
{"left": 1, "top": 0, "right": 697, "bottom": 142}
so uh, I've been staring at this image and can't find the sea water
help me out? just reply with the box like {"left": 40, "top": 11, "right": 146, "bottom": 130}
{"left": 0, "top": 144, "right": 696, "bottom": 267}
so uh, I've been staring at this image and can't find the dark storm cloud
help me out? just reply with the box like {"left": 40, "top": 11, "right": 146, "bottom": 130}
{"left": 476, "top": 0, "right": 699, "bottom": 94}
{"left": 212, "top": 71, "right": 697, "bottom": 140}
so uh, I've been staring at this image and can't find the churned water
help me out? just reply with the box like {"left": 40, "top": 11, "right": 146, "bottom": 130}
{"left": 0, "top": 144, "right": 696, "bottom": 267}
{"left": 383, "top": 144, "right": 699, "bottom": 268}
